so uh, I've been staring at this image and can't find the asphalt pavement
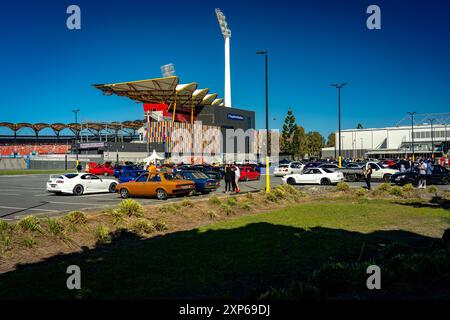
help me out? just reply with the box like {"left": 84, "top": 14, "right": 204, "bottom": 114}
{"left": 0, "top": 173, "right": 447, "bottom": 221}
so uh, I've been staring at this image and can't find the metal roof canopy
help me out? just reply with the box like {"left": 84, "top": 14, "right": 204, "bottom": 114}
{"left": 93, "top": 76, "right": 223, "bottom": 108}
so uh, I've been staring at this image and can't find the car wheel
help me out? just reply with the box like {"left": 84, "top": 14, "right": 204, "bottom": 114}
{"left": 156, "top": 188, "right": 168, "bottom": 200}
{"left": 320, "top": 178, "right": 330, "bottom": 185}
{"left": 346, "top": 174, "right": 356, "bottom": 182}
{"left": 73, "top": 185, "right": 84, "bottom": 196}
{"left": 104, "top": 172, "right": 109, "bottom": 176}
{"left": 109, "top": 182, "right": 117, "bottom": 193}
{"left": 287, "top": 177, "right": 296, "bottom": 185}
{"left": 442, "top": 177, "right": 449, "bottom": 185}
{"left": 245, "top": 177, "right": 249, "bottom": 182}
{"left": 406, "top": 178, "right": 415, "bottom": 186}
{"left": 383, "top": 174, "right": 391, "bottom": 182}
{"left": 119, "top": 188, "right": 130, "bottom": 199}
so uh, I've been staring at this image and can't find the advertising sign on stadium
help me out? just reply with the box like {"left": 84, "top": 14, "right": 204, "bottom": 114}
{"left": 79, "top": 142, "right": 105, "bottom": 149}
{"left": 227, "top": 113, "right": 244, "bottom": 121}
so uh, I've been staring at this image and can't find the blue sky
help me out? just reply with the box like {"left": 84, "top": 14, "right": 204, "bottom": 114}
{"left": 0, "top": 0, "right": 449, "bottom": 137}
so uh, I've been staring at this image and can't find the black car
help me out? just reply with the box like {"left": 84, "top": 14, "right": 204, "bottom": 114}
{"left": 390, "top": 165, "right": 450, "bottom": 186}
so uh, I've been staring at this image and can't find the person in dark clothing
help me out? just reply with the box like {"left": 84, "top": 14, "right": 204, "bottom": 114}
{"left": 224, "top": 165, "right": 233, "bottom": 193}
{"left": 230, "top": 168, "right": 237, "bottom": 192}
{"left": 364, "top": 164, "right": 373, "bottom": 190}
{"left": 76, "top": 163, "right": 82, "bottom": 173}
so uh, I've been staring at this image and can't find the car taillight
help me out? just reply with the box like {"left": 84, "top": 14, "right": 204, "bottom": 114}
{"left": 56, "top": 180, "right": 64, "bottom": 184}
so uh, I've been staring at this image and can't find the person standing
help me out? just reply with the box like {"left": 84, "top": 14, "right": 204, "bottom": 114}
{"left": 234, "top": 164, "right": 241, "bottom": 193}
{"left": 230, "top": 166, "right": 237, "bottom": 192}
{"left": 364, "top": 163, "right": 373, "bottom": 190}
{"left": 418, "top": 159, "right": 427, "bottom": 188}
{"left": 224, "top": 165, "right": 232, "bottom": 193}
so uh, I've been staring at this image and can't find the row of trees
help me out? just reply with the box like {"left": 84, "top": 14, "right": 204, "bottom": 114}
{"left": 280, "top": 109, "right": 327, "bottom": 159}
{"left": 279, "top": 110, "right": 365, "bottom": 159}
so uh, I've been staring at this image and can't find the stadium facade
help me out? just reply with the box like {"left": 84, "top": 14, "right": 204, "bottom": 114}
{"left": 321, "top": 119, "right": 450, "bottom": 159}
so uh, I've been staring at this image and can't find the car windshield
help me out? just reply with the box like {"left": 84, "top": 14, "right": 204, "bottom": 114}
{"left": 192, "top": 172, "right": 208, "bottom": 179}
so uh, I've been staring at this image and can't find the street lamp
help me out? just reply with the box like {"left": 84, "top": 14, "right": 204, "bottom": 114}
{"left": 257, "top": 50, "right": 270, "bottom": 192}
{"left": 428, "top": 118, "right": 435, "bottom": 158}
{"left": 215, "top": 8, "right": 232, "bottom": 108}
{"left": 331, "top": 83, "right": 349, "bottom": 167}
{"left": 72, "top": 109, "right": 80, "bottom": 162}
{"left": 407, "top": 112, "right": 416, "bottom": 161}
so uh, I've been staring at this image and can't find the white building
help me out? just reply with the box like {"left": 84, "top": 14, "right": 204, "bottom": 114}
{"left": 322, "top": 123, "right": 450, "bottom": 159}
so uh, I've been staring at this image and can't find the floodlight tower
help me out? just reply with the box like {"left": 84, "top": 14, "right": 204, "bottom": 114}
{"left": 215, "top": 8, "right": 232, "bottom": 108}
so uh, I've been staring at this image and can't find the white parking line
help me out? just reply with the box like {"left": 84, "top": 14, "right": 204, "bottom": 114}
{"left": 0, "top": 206, "right": 60, "bottom": 212}
{"left": 46, "top": 201, "right": 106, "bottom": 206}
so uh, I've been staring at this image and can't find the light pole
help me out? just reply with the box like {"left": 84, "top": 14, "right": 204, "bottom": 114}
{"left": 72, "top": 109, "right": 80, "bottom": 163}
{"left": 257, "top": 50, "right": 270, "bottom": 192}
{"left": 429, "top": 118, "right": 435, "bottom": 159}
{"left": 408, "top": 112, "right": 416, "bottom": 161}
{"left": 215, "top": 8, "right": 232, "bottom": 108}
{"left": 331, "top": 83, "right": 349, "bottom": 167}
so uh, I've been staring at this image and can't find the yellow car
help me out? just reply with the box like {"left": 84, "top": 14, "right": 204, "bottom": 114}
{"left": 116, "top": 172, "right": 194, "bottom": 200}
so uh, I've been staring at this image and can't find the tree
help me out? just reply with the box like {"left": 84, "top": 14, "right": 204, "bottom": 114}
{"left": 294, "top": 125, "right": 308, "bottom": 159}
{"left": 326, "top": 133, "right": 335, "bottom": 147}
{"left": 356, "top": 123, "right": 364, "bottom": 129}
{"left": 280, "top": 109, "right": 297, "bottom": 154}
{"left": 306, "top": 131, "right": 325, "bottom": 157}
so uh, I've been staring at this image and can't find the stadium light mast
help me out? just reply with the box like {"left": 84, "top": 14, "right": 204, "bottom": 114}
{"left": 215, "top": 8, "right": 232, "bottom": 108}
{"left": 428, "top": 117, "right": 436, "bottom": 159}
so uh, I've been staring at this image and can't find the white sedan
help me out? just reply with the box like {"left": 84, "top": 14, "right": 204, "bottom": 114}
{"left": 46, "top": 173, "right": 118, "bottom": 196}
{"left": 274, "top": 162, "right": 304, "bottom": 176}
{"left": 282, "top": 168, "right": 344, "bottom": 185}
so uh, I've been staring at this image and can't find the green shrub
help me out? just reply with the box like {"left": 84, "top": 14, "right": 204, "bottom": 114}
{"left": 336, "top": 182, "right": 350, "bottom": 192}
{"left": 203, "top": 210, "right": 219, "bottom": 219}
{"left": 181, "top": 200, "right": 194, "bottom": 208}
{"left": 23, "top": 236, "right": 36, "bottom": 248}
{"left": 428, "top": 185, "right": 438, "bottom": 195}
{"left": 389, "top": 186, "right": 403, "bottom": 197}
{"left": 220, "top": 203, "right": 234, "bottom": 215}
{"left": 117, "top": 199, "right": 144, "bottom": 217}
{"left": 94, "top": 226, "right": 112, "bottom": 244}
{"left": 0, "top": 220, "right": 10, "bottom": 233}
{"left": 152, "top": 220, "right": 168, "bottom": 232}
{"left": 225, "top": 197, "right": 237, "bottom": 206}
{"left": 265, "top": 192, "right": 278, "bottom": 202}
{"left": 159, "top": 205, "right": 179, "bottom": 214}
{"left": 131, "top": 218, "right": 155, "bottom": 235}
{"left": 355, "top": 188, "right": 366, "bottom": 197}
{"left": 402, "top": 183, "right": 415, "bottom": 193}
{"left": 46, "top": 218, "right": 65, "bottom": 237}
{"left": 272, "top": 187, "right": 287, "bottom": 199}
{"left": 239, "top": 201, "right": 252, "bottom": 211}
{"left": 1, "top": 235, "right": 12, "bottom": 252}
{"left": 17, "top": 216, "right": 42, "bottom": 233}
{"left": 209, "top": 194, "right": 221, "bottom": 205}
{"left": 107, "top": 209, "right": 127, "bottom": 226}
{"left": 378, "top": 183, "right": 392, "bottom": 192}
{"left": 64, "top": 211, "right": 87, "bottom": 225}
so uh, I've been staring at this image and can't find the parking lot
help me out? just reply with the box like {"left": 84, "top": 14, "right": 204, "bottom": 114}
{"left": 0, "top": 173, "right": 448, "bottom": 221}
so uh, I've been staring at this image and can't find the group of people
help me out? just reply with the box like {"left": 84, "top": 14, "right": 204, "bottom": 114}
{"left": 224, "top": 163, "right": 241, "bottom": 193}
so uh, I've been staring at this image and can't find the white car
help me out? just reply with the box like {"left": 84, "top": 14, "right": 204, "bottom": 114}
{"left": 274, "top": 162, "right": 304, "bottom": 176}
{"left": 46, "top": 173, "right": 118, "bottom": 196}
{"left": 282, "top": 168, "right": 344, "bottom": 185}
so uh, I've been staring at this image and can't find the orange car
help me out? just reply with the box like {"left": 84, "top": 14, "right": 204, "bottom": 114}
{"left": 116, "top": 172, "right": 195, "bottom": 200}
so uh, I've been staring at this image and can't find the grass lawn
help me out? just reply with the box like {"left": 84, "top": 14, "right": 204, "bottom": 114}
{"left": 0, "top": 169, "right": 72, "bottom": 175}
{"left": 0, "top": 199, "right": 449, "bottom": 299}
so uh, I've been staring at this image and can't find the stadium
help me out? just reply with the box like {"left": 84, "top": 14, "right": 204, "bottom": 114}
{"left": 0, "top": 75, "right": 260, "bottom": 170}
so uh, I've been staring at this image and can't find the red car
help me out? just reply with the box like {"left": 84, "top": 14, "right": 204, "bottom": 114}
{"left": 239, "top": 166, "right": 260, "bottom": 181}
{"left": 380, "top": 160, "right": 396, "bottom": 168}
{"left": 87, "top": 162, "right": 115, "bottom": 176}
